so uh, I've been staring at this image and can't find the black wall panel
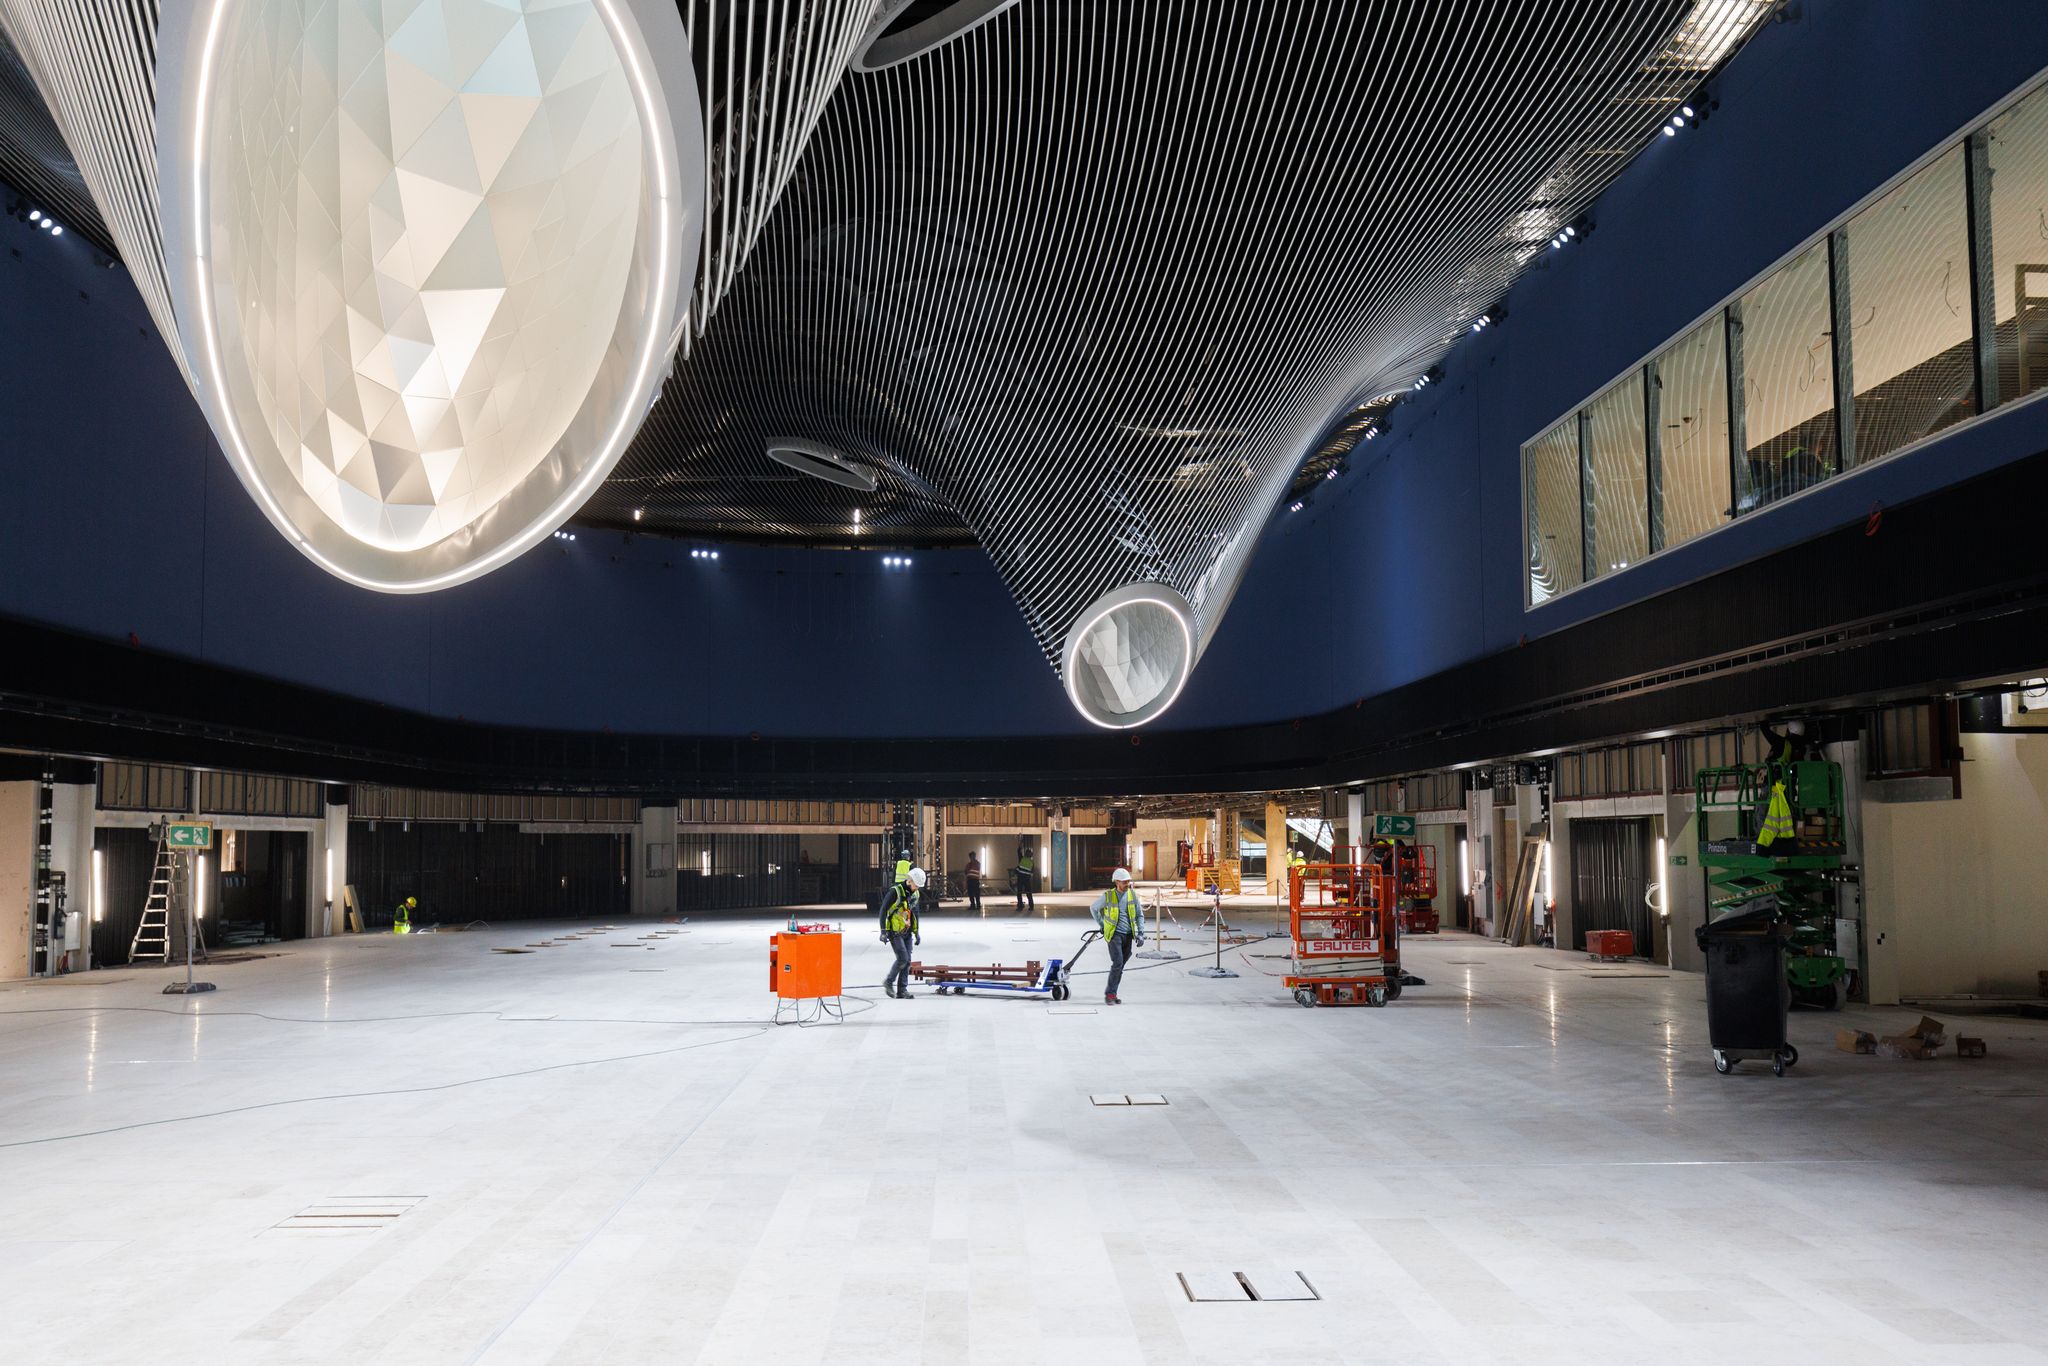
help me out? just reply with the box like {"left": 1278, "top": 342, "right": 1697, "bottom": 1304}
{"left": 347, "top": 822, "right": 627, "bottom": 925}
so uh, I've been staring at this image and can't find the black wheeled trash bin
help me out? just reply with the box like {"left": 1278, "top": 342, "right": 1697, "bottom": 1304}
{"left": 1695, "top": 907, "right": 1796, "bottom": 1076}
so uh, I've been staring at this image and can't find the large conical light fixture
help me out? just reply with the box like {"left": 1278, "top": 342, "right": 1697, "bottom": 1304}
{"left": 155, "top": 0, "right": 703, "bottom": 591}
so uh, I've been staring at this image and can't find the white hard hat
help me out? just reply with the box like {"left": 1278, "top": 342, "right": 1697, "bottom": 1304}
{"left": 908, "top": 867, "right": 927, "bottom": 888}
{"left": 1112, "top": 867, "right": 1132, "bottom": 882}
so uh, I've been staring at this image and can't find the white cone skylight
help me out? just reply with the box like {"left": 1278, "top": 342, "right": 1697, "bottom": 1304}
{"left": 156, "top": 0, "right": 701, "bottom": 590}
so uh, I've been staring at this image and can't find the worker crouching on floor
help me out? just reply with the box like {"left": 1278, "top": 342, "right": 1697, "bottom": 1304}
{"left": 879, "top": 866, "right": 925, "bottom": 1000}
{"left": 1093, "top": 868, "right": 1145, "bottom": 1005}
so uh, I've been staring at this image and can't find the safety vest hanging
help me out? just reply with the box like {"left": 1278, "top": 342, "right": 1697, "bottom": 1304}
{"left": 1100, "top": 887, "right": 1137, "bottom": 935}
{"left": 1757, "top": 781, "right": 1796, "bottom": 847}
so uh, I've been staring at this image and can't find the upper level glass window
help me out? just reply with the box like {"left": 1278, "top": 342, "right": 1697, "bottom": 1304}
{"left": 1525, "top": 419, "right": 1583, "bottom": 605}
{"left": 1652, "top": 312, "right": 1733, "bottom": 545}
{"left": 1523, "top": 71, "right": 2048, "bottom": 612}
{"left": 1735, "top": 240, "right": 1839, "bottom": 513}
{"left": 1844, "top": 147, "right": 1976, "bottom": 464}
{"left": 1988, "top": 81, "right": 2048, "bottom": 401}
{"left": 1585, "top": 373, "right": 1648, "bottom": 574}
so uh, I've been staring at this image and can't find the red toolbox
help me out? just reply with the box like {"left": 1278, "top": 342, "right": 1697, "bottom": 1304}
{"left": 1585, "top": 929, "right": 1636, "bottom": 961}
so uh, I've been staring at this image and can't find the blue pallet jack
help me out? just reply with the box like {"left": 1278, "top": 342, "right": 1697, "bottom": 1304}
{"left": 911, "top": 930, "right": 1101, "bottom": 1000}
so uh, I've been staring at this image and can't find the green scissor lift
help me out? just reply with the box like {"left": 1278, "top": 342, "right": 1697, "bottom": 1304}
{"left": 1695, "top": 759, "right": 1850, "bottom": 1009}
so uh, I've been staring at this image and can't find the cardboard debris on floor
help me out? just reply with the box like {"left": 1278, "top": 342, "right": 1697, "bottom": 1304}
{"left": 1875, "top": 1015, "right": 1947, "bottom": 1060}
{"left": 1836, "top": 1028, "right": 1876, "bottom": 1054}
{"left": 1957, "top": 1036, "right": 1988, "bottom": 1058}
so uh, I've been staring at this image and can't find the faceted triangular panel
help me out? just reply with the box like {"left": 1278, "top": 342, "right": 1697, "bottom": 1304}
{"left": 199, "top": 0, "right": 647, "bottom": 553}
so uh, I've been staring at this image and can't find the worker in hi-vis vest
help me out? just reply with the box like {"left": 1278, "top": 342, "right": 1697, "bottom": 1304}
{"left": 1013, "top": 844, "right": 1037, "bottom": 913}
{"left": 394, "top": 895, "right": 415, "bottom": 935}
{"left": 879, "top": 866, "right": 924, "bottom": 1000}
{"left": 1091, "top": 868, "right": 1145, "bottom": 1004}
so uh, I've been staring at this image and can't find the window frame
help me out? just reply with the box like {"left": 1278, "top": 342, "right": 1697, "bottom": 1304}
{"left": 1521, "top": 65, "right": 2048, "bottom": 612}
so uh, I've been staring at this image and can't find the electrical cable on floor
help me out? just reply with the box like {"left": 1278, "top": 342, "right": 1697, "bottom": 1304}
{"left": 0, "top": 1025, "right": 774, "bottom": 1150}
{"left": 0, "top": 1006, "right": 775, "bottom": 1027}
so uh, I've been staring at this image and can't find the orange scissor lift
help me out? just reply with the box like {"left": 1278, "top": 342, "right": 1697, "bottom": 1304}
{"left": 1285, "top": 852, "right": 1403, "bottom": 1007}
{"left": 1393, "top": 842, "right": 1440, "bottom": 934}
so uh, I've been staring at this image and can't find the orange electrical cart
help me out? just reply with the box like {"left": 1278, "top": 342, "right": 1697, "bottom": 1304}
{"left": 770, "top": 929, "right": 843, "bottom": 1023}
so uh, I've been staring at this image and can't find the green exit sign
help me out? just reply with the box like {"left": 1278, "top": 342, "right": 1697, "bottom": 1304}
{"left": 166, "top": 821, "right": 213, "bottom": 850}
{"left": 1673, "top": 855, "right": 1689, "bottom": 866}
{"left": 1373, "top": 813, "right": 1416, "bottom": 838}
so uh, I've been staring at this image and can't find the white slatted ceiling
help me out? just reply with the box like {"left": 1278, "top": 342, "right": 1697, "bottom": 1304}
{"left": 603, "top": 0, "right": 1774, "bottom": 666}
{"left": 0, "top": 0, "right": 177, "bottom": 368}
{"left": 0, "top": 0, "right": 1771, "bottom": 686}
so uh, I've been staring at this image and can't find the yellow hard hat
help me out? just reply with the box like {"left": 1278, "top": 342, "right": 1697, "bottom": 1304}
{"left": 405, "top": 896, "right": 417, "bottom": 908}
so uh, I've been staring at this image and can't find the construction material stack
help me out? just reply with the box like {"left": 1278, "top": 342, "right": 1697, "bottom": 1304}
{"left": 1695, "top": 758, "right": 1849, "bottom": 1008}
{"left": 1285, "top": 854, "right": 1400, "bottom": 1007}
{"left": 1183, "top": 842, "right": 1242, "bottom": 895}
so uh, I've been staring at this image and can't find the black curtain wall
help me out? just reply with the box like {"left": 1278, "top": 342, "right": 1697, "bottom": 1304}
{"left": 1568, "top": 818, "right": 1654, "bottom": 954}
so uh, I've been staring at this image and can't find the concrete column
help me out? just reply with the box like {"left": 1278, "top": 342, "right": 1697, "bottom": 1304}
{"left": 1661, "top": 748, "right": 1705, "bottom": 973}
{"left": 316, "top": 799, "right": 348, "bottom": 936}
{"left": 50, "top": 781, "right": 94, "bottom": 969}
{"left": 1471, "top": 781, "right": 1497, "bottom": 935}
{"left": 0, "top": 781, "right": 33, "bottom": 979}
{"left": 1546, "top": 805, "right": 1572, "bottom": 950}
{"left": 632, "top": 805, "right": 677, "bottom": 918}
{"left": 1828, "top": 737, "right": 1870, "bottom": 1001}
{"left": 1266, "top": 798, "right": 1288, "bottom": 902}
{"left": 1049, "top": 810, "right": 1070, "bottom": 893}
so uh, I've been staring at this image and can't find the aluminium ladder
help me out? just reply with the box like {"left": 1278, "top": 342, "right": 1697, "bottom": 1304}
{"left": 129, "top": 835, "right": 175, "bottom": 963}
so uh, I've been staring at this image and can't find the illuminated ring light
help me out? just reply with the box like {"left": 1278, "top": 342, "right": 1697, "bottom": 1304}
{"left": 851, "top": 0, "right": 1024, "bottom": 74}
{"left": 1061, "top": 582, "right": 1196, "bottom": 730}
{"left": 155, "top": 0, "right": 702, "bottom": 592}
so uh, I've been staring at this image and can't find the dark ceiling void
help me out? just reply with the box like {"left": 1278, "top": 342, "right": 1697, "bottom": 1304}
{"left": 7, "top": 443, "right": 2048, "bottom": 799}
{"left": 853, "top": 0, "right": 1024, "bottom": 73}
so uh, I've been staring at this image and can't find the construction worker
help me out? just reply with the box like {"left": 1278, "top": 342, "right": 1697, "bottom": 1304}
{"left": 1013, "top": 844, "right": 1036, "bottom": 914}
{"left": 394, "top": 895, "right": 416, "bottom": 935}
{"left": 879, "top": 866, "right": 924, "bottom": 1000}
{"left": 965, "top": 849, "right": 983, "bottom": 914}
{"left": 894, "top": 849, "right": 913, "bottom": 885}
{"left": 1092, "top": 868, "right": 1145, "bottom": 1004}
{"left": 1289, "top": 847, "right": 1307, "bottom": 889}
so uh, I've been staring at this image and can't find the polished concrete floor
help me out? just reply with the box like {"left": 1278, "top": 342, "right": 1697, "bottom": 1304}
{"left": 3, "top": 893, "right": 2046, "bottom": 1365}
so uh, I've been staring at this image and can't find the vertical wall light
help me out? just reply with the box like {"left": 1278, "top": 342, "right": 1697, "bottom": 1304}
{"left": 1655, "top": 835, "right": 1671, "bottom": 918}
{"left": 325, "top": 847, "right": 335, "bottom": 904}
{"left": 1460, "top": 838, "right": 1471, "bottom": 895}
{"left": 195, "top": 853, "right": 208, "bottom": 920}
{"left": 1541, "top": 839, "right": 1554, "bottom": 906}
{"left": 91, "top": 847, "right": 105, "bottom": 922}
